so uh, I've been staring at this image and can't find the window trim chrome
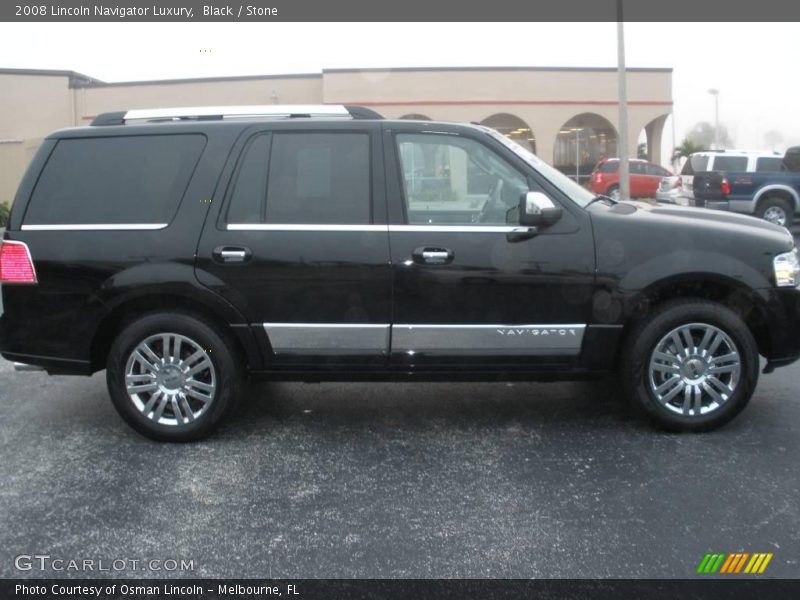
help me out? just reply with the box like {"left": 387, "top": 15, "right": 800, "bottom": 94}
{"left": 227, "top": 224, "right": 388, "bottom": 232}
{"left": 20, "top": 223, "right": 169, "bottom": 231}
{"left": 226, "top": 224, "right": 522, "bottom": 233}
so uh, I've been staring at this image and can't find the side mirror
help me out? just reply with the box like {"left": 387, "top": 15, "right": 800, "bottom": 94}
{"left": 518, "top": 191, "right": 563, "bottom": 227}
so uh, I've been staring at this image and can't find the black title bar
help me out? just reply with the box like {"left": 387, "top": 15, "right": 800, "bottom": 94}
{"left": 2, "top": 0, "right": 800, "bottom": 21}
{"left": 4, "top": 579, "right": 800, "bottom": 600}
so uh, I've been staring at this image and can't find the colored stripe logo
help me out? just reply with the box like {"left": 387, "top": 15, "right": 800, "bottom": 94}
{"left": 696, "top": 552, "right": 773, "bottom": 574}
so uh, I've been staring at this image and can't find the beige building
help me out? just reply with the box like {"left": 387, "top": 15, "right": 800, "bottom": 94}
{"left": 0, "top": 66, "right": 672, "bottom": 205}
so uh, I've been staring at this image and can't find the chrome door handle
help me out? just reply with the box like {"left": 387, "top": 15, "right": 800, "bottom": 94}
{"left": 213, "top": 246, "right": 252, "bottom": 264}
{"left": 412, "top": 247, "right": 454, "bottom": 265}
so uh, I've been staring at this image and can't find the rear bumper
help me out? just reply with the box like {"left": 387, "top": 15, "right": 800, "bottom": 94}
{"left": 691, "top": 197, "right": 755, "bottom": 214}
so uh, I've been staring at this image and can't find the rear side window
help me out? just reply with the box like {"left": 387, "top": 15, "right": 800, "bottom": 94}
{"left": 597, "top": 162, "right": 618, "bottom": 173}
{"left": 265, "top": 133, "right": 370, "bottom": 224}
{"left": 25, "top": 134, "right": 205, "bottom": 225}
{"left": 646, "top": 164, "right": 670, "bottom": 176}
{"left": 756, "top": 157, "right": 783, "bottom": 172}
{"left": 682, "top": 155, "right": 709, "bottom": 175}
{"left": 711, "top": 156, "right": 747, "bottom": 171}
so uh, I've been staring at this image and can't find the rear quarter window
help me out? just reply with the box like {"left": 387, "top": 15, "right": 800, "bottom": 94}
{"left": 24, "top": 134, "right": 206, "bottom": 225}
{"left": 755, "top": 157, "right": 783, "bottom": 172}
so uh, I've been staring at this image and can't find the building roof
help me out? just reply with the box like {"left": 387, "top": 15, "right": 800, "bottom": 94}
{"left": 0, "top": 65, "right": 673, "bottom": 89}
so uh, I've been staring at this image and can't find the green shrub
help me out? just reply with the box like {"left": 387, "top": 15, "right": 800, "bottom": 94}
{"left": 0, "top": 202, "right": 9, "bottom": 228}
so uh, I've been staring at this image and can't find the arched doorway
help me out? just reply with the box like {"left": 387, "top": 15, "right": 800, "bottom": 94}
{"left": 554, "top": 113, "right": 618, "bottom": 185}
{"left": 479, "top": 113, "right": 536, "bottom": 154}
{"left": 640, "top": 113, "right": 670, "bottom": 166}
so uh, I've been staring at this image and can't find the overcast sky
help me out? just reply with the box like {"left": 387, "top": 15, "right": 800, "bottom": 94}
{"left": 1, "top": 22, "right": 798, "bottom": 161}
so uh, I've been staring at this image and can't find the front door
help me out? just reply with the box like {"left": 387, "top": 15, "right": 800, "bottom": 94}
{"left": 196, "top": 123, "right": 392, "bottom": 365}
{"left": 383, "top": 125, "right": 596, "bottom": 366}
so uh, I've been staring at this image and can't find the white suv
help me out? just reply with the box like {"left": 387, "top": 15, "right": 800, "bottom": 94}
{"left": 656, "top": 150, "right": 783, "bottom": 205}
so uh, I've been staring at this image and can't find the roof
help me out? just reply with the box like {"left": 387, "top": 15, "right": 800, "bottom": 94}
{"left": 0, "top": 65, "right": 673, "bottom": 89}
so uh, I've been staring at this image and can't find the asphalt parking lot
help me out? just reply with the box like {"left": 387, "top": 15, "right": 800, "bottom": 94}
{"left": 0, "top": 225, "right": 799, "bottom": 580}
{"left": 0, "top": 355, "right": 799, "bottom": 579}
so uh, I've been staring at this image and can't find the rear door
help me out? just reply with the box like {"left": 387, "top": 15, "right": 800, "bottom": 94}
{"left": 383, "top": 123, "right": 595, "bottom": 367}
{"left": 196, "top": 122, "right": 392, "bottom": 366}
{"left": 629, "top": 162, "right": 649, "bottom": 196}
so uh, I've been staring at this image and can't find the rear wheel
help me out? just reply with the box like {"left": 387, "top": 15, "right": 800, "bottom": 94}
{"left": 757, "top": 196, "right": 793, "bottom": 226}
{"left": 621, "top": 299, "right": 759, "bottom": 432}
{"left": 606, "top": 185, "right": 621, "bottom": 201}
{"left": 106, "top": 312, "right": 242, "bottom": 442}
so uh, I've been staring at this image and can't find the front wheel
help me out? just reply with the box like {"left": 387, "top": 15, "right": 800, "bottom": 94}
{"left": 106, "top": 312, "right": 242, "bottom": 442}
{"left": 621, "top": 299, "right": 759, "bottom": 432}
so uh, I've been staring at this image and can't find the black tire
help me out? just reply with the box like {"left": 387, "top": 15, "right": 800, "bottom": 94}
{"left": 606, "top": 185, "right": 621, "bottom": 201}
{"left": 106, "top": 312, "right": 242, "bottom": 442}
{"left": 621, "top": 299, "right": 759, "bottom": 432}
{"left": 757, "top": 196, "right": 794, "bottom": 227}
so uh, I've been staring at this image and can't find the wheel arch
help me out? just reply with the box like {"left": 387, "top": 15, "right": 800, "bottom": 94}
{"left": 754, "top": 185, "right": 800, "bottom": 211}
{"left": 613, "top": 274, "right": 773, "bottom": 371}
{"left": 90, "top": 289, "right": 263, "bottom": 374}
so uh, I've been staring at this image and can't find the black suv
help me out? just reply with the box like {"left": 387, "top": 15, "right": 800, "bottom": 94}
{"left": 1, "top": 105, "right": 799, "bottom": 441}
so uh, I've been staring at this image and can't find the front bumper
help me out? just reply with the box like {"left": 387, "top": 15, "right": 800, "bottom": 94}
{"left": 758, "top": 286, "right": 800, "bottom": 371}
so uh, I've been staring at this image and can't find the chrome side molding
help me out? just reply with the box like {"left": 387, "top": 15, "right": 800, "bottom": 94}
{"left": 264, "top": 323, "right": 390, "bottom": 355}
{"left": 261, "top": 323, "right": 587, "bottom": 356}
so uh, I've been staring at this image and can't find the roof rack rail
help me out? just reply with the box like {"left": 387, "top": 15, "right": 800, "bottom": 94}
{"left": 90, "top": 104, "right": 383, "bottom": 126}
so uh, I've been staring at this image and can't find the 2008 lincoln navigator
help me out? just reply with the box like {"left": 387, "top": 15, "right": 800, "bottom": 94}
{"left": 1, "top": 105, "right": 799, "bottom": 441}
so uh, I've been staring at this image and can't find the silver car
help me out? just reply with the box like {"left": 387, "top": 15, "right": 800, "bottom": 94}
{"left": 655, "top": 175, "right": 688, "bottom": 205}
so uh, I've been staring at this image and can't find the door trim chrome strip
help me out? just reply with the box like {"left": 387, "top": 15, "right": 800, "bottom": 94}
{"left": 263, "top": 323, "right": 390, "bottom": 355}
{"left": 21, "top": 223, "right": 168, "bottom": 231}
{"left": 393, "top": 323, "right": 586, "bottom": 329}
{"left": 392, "top": 324, "right": 586, "bottom": 356}
{"left": 261, "top": 323, "right": 586, "bottom": 356}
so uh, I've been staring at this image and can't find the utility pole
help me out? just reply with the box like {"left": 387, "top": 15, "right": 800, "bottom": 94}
{"left": 707, "top": 89, "right": 719, "bottom": 149}
{"left": 617, "top": 0, "right": 629, "bottom": 201}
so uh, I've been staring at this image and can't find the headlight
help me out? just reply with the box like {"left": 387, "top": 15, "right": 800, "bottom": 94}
{"left": 774, "top": 248, "right": 800, "bottom": 287}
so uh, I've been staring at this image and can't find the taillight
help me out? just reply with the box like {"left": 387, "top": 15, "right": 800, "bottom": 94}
{"left": 673, "top": 177, "right": 682, "bottom": 189}
{"left": 720, "top": 178, "right": 731, "bottom": 196}
{"left": 594, "top": 172, "right": 603, "bottom": 183}
{"left": 0, "top": 240, "right": 37, "bottom": 284}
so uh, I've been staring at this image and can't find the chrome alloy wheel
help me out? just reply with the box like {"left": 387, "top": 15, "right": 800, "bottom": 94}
{"left": 124, "top": 333, "right": 217, "bottom": 426}
{"left": 648, "top": 323, "right": 741, "bottom": 417}
{"left": 762, "top": 205, "right": 787, "bottom": 226}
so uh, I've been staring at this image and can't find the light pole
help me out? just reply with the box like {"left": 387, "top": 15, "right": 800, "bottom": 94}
{"left": 616, "top": 1, "right": 629, "bottom": 201}
{"left": 707, "top": 88, "right": 719, "bottom": 149}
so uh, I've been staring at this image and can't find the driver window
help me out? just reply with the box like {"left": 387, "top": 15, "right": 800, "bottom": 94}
{"left": 396, "top": 134, "right": 528, "bottom": 225}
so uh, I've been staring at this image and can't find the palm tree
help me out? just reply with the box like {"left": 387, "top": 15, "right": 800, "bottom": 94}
{"left": 671, "top": 139, "right": 707, "bottom": 163}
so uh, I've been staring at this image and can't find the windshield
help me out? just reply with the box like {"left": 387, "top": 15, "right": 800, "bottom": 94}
{"left": 479, "top": 125, "right": 597, "bottom": 208}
